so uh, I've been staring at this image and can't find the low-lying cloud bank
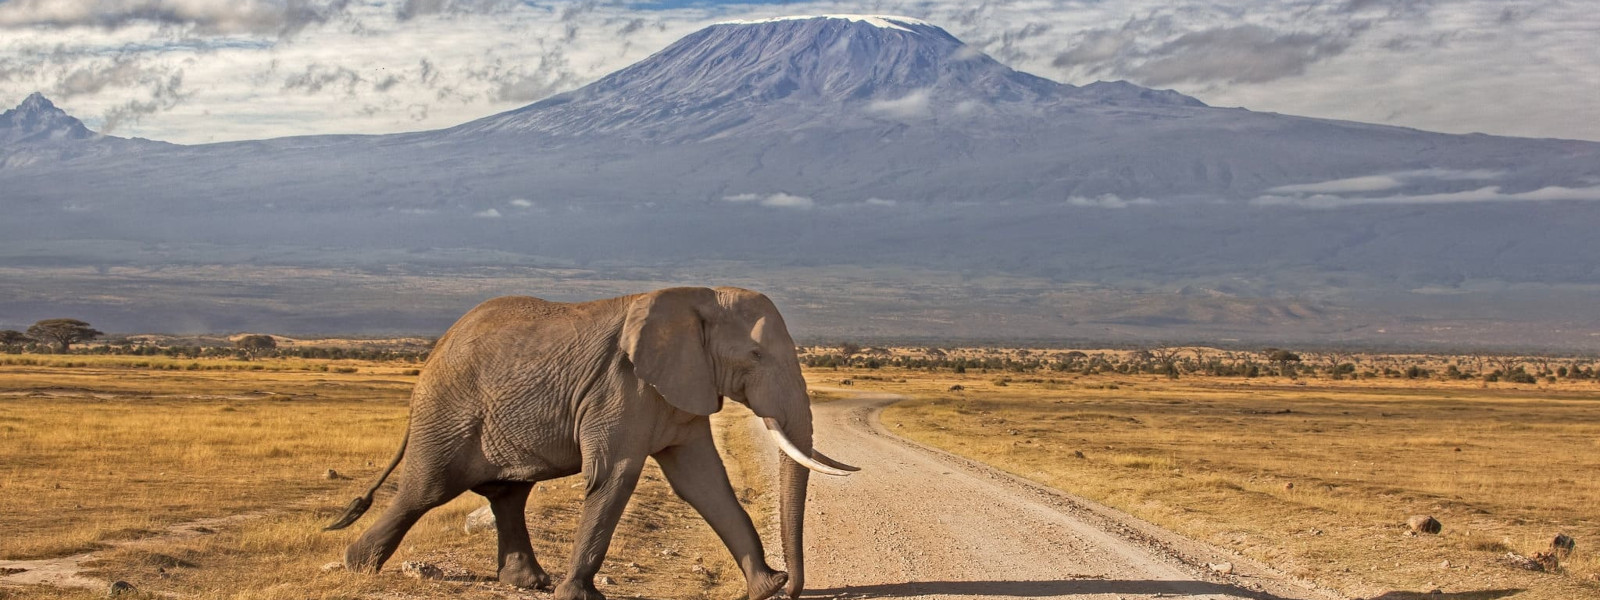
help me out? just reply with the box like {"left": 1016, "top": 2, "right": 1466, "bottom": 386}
{"left": 1253, "top": 185, "right": 1600, "bottom": 208}
{"left": 723, "top": 192, "right": 816, "bottom": 209}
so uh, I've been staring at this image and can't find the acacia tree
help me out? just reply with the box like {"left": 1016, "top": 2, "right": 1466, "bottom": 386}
{"left": 1265, "top": 349, "right": 1302, "bottom": 377}
{"left": 1488, "top": 355, "right": 1521, "bottom": 377}
{"left": 0, "top": 330, "right": 29, "bottom": 347}
{"left": 235, "top": 334, "right": 278, "bottom": 355}
{"left": 1322, "top": 351, "right": 1354, "bottom": 379}
{"left": 26, "top": 319, "right": 103, "bottom": 353}
{"left": 1148, "top": 347, "right": 1184, "bottom": 379}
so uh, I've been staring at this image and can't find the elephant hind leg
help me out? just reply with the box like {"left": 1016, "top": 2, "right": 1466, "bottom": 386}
{"left": 343, "top": 477, "right": 467, "bottom": 573}
{"left": 475, "top": 482, "right": 552, "bottom": 590}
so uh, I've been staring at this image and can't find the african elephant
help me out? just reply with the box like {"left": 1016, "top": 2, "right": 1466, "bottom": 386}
{"left": 324, "top": 286, "right": 856, "bottom": 600}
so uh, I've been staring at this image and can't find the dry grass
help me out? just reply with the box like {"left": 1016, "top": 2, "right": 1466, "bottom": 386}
{"left": 0, "top": 359, "right": 773, "bottom": 599}
{"left": 851, "top": 366, "right": 1600, "bottom": 600}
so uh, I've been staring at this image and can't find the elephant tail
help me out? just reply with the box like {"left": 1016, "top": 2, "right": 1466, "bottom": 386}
{"left": 324, "top": 430, "right": 408, "bottom": 531}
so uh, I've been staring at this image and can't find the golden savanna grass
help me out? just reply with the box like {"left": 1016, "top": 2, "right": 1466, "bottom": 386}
{"left": 0, "top": 357, "right": 773, "bottom": 599}
{"left": 845, "top": 366, "right": 1600, "bottom": 600}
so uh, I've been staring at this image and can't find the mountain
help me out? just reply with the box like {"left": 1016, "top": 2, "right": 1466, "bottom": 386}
{"left": 3, "top": 15, "right": 1600, "bottom": 347}
{"left": 0, "top": 92, "right": 96, "bottom": 144}
{"left": 0, "top": 92, "right": 167, "bottom": 168}
{"left": 452, "top": 15, "right": 1199, "bottom": 140}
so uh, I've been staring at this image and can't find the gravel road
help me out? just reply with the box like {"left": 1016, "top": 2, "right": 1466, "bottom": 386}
{"left": 761, "top": 390, "right": 1336, "bottom": 600}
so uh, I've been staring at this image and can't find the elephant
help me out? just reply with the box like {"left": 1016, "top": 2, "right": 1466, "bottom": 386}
{"left": 324, "top": 286, "right": 857, "bottom": 600}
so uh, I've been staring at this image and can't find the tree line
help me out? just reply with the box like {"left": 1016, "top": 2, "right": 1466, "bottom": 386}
{"left": 1, "top": 319, "right": 428, "bottom": 362}
{"left": 801, "top": 344, "right": 1597, "bottom": 383}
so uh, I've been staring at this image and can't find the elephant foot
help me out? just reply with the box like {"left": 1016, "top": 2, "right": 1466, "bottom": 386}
{"left": 554, "top": 578, "right": 606, "bottom": 600}
{"left": 748, "top": 569, "right": 788, "bottom": 600}
{"left": 498, "top": 555, "right": 552, "bottom": 590}
{"left": 342, "top": 542, "right": 389, "bottom": 574}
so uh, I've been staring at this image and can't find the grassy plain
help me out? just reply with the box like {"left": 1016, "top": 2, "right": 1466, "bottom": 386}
{"left": 850, "top": 366, "right": 1600, "bottom": 600}
{"left": 0, "top": 356, "right": 771, "bottom": 600}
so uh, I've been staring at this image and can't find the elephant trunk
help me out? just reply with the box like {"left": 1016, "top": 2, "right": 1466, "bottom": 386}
{"left": 777, "top": 418, "right": 812, "bottom": 599}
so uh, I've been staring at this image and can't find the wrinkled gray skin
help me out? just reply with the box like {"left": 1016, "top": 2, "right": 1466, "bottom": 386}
{"left": 328, "top": 287, "right": 820, "bottom": 600}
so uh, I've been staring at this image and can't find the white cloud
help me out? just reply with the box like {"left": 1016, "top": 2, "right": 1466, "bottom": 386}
{"left": 1267, "top": 169, "right": 1502, "bottom": 194}
{"left": 866, "top": 89, "right": 931, "bottom": 120}
{"left": 1252, "top": 185, "right": 1600, "bottom": 208}
{"left": 864, "top": 197, "right": 897, "bottom": 206}
{"left": 1268, "top": 174, "right": 1406, "bottom": 194}
{"left": 760, "top": 193, "right": 814, "bottom": 209}
{"left": 473, "top": 207, "right": 501, "bottom": 217}
{"left": 0, "top": 0, "right": 350, "bottom": 35}
{"left": 723, "top": 192, "right": 814, "bottom": 209}
{"left": 1067, "top": 194, "right": 1154, "bottom": 208}
{"left": 508, "top": 198, "right": 533, "bottom": 208}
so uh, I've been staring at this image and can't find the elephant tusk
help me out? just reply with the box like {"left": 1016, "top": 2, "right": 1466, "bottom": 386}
{"left": 810, "top": 449, "right": 860, "bottom": 472}
{"left": 764, "top": 418, "right": 854, "bottom": 477}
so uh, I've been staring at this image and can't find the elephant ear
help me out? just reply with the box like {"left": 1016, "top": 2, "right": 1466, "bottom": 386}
{"left": 621, "top": 287, "right": 722, "bottom": 416}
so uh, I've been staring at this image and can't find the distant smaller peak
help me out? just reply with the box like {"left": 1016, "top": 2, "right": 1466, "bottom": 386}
{"left": 713, "top": 14, "right": 934, "bottom": 33}
{"left": 18, "top": 92, "right": 56, "bottom": 111}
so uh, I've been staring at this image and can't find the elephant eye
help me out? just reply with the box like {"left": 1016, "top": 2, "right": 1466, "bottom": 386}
{"left": 750, "top": 349, "right": 764, "bottom": 362}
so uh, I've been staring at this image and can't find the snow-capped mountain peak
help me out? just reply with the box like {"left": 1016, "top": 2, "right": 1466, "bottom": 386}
{"left": 714, "top": 14, "right": 935, "bottom": 32}
{"left": 454, "top": 15, "right": 1200, "bottom": 140}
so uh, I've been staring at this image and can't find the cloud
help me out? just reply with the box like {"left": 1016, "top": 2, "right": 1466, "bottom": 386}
{"left": 864, "top": 197, "right": 897, "bottom": 206}
{"left": 723, "top": 192, "right": 814, "bottom": 209}
{"left": 0, "top": 0, "right": 352, "bottom": 36}
{"left": 761, "top": 193, "right": 814, "bottom": 209}
{"left": 282, "top": 64, "right": 363, "bottom": 95}
{"left": 1267, "top": 169, "right": 1502, "bottom": 194}
{"left": 473, "top": 207, "right": 502, "bottom": 218}
{"left": 1131, "top": 25, "right": 1355, "bottom": 85}
{"left": 1053, "top": 16, "right": 1362, "bottom": 86}
{"left": 1067, "top": 194, "right": 1154, "bottom": 208}
{"left": 396, "top": 0, "right": 517, "bottom": 21}
{"left": 866, "top": 89, "right": 931, "bottom": 119}
{"left": 616, "top": 18, "right": 645, "bottom": 36}
{"left": 102, "top": 69, "right": 185, "bottom": 132}
{"left": 54, "top": 56, "right": 153, "bottom": 97}
{"left": 1252, "top": 185, "right": 1600, "bottom": 208}
{"left": 488, "top": 56, "right": 579, "bottom": 103}
{"left": 508, "top": 198, "right": 534, "bottom": 208}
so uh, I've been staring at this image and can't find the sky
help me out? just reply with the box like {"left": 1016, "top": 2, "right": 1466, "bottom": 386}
{"left": 1, "top": 0, "right": 1596, "bottom": 144}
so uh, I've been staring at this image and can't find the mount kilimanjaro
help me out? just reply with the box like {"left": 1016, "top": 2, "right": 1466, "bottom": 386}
{"left": 3, "top": 15, "right": 1599, "bottom": 347}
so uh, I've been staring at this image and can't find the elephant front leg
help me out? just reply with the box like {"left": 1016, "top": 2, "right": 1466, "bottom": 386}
{"left": 476, "top": 482, "right": 552, "bottom": 590}
{"left": 555, "top": 456, "right": 645, "bottom": 600}
{"left": 654, "top": 431, "right": 788, "bottom": 600}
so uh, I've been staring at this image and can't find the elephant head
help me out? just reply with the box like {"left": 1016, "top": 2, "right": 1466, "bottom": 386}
{"left": 622, "top": 286, "right": 857, "bottom": 599}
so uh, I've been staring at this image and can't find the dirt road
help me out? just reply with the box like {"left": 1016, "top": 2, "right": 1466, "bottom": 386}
{"left": 774, "top": 391, "right": 1333, "bottom": 600}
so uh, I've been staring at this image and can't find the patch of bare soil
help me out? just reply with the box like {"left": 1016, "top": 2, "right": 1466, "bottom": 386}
{"left": 0, "top": 514, "right": 267, "bottom": 593}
